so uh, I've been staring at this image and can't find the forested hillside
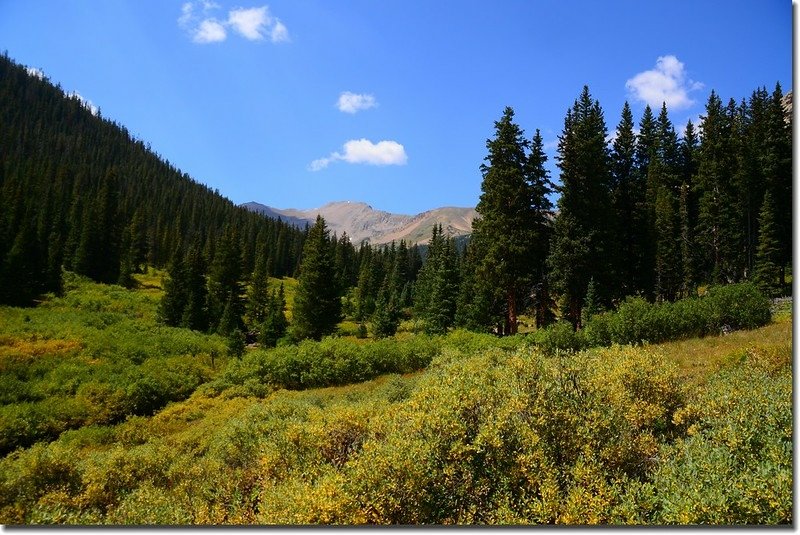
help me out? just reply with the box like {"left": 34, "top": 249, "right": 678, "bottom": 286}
{"left": 0, "top": 53, "right": 307, "bottom": 306}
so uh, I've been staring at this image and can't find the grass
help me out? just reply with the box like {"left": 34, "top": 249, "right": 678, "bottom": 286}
{"left": 655, "top": 300, "right": 791, "bottom": 385}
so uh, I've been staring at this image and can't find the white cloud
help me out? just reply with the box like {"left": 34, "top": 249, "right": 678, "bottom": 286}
{"left": 337, "top": 92, "right": 377, "bottom": 114}
{"left": 193, "top": 18, "right": 227, "bottom": 43}
{"left": 67, "top": 91, "right": 98, "bottom": 116}
{"left": 25, "top": 66, "right": 45, "bottom": 80}
{"left": 625, "top": 55, "right": 703, "bottom": 110}
{"left": 309, "top": 139, "right": 408, "bottom": 171}
{"left": 270, "top": 20, "right": 290, "bottom": 43}
{"left": 179, "top": 3, "right": 289, "bottom": 44}
{"left": 178, "top": 2, "right": 194, "bottom": 27}
{"left": 228, "top": 7, "right": 269, "bottom": 40}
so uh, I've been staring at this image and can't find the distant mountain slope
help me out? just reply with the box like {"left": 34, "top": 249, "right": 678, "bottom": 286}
{"left": 243, "top": 201, "right": 477, "bottom": 245}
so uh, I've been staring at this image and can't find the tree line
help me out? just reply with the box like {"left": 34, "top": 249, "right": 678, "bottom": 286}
{"left": 463, "top": 84, "right": 791, "bottom": 333}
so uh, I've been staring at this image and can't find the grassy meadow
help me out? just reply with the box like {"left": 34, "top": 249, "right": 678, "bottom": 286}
{"left": 0, "top": 272, "right": 792, "bottom": 525}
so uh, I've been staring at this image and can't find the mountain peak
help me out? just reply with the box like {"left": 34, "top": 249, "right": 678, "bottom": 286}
{"left": 244, "top": 201, "right": 476, "bottom": 245}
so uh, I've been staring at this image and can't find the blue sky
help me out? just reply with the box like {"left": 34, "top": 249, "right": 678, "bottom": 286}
{"left": 0, "top": 1, "right": 792, "bottom": 214}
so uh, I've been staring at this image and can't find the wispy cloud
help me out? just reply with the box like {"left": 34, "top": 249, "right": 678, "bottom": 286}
{"left": 178, "top": 3, "right": 289, "bottom": 44}
{"left": 337, "top": 92, "right": 378, "bottom": 114}
{"left": 309, "top": 139, "right": 408, "bottom": 171}
{"left": 625, "top": 55, "right": 703, "bottom": 110}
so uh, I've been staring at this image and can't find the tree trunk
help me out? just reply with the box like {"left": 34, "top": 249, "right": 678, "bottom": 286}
{"left": 506, "top": 291, "right": 518, "bottom": 335}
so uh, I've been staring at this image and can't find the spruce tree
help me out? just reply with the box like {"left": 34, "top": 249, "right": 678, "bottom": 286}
{"left": 753, "top": 191, "right": 782, "bottom": 297}
{"left": 653, "top": 185, "right": 681, "bottom": 302}
{"left": 471, "top": 108, "right": 552, "bottom": 334}
{"left": 371, "top": 285, "right": 400, "bottom": 338}
{"left": 610, "top": 101, "right": 638, "bottom": 297}
{"left": 181, "top": 245, "right": 209, "bottom": 332}
{"left": 207, "top": 229, "right": 244, "bottom": 333}
{"left": 259, "top": 286, "right": 288, "bottom": 348}
{"left": 158, "top": 248, "right": 187, "bottom": 326}
{"left": 292, "top": 216, "right": 342, "bottom": 341}
{"left": 548, "top": 86, "right": 615, "bottom": 328}
{"left": 678, "top": 120, "right": 700, "bottom": 295}
{"left": 631, "top": 105, "right": 658, "bottom": 297}
{"left": 245, "top": 261, "right": 270, "bottom": 329}
{"left": 695, "top": 91, "right": 743, "bottom": 283}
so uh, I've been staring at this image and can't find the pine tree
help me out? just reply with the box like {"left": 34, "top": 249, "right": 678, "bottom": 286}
{"left": 654, "top": 185, "right": 681, "bottom": 302}
{"left": 371, "top": 285, "right": 400, "bottom": 338}
{"left": 207, "top": 229, "right": 244, "bottom": 333}
{"left": 292, "top": 216, "right": 342, "bottom": 341}
{"left": 610, "top": 101, "right": 638, "bottom": 297}
{"left": 413, "top": 225, "right": 460, "bottom": 334}
{"left": 581, "top": 277, "right": 601, "bottom": 326}
{"left": 158, "top": 248, "right": 187, "bottom": 326}
{"left": 455, "top": 240, "right": 495, "bottom": 331}
{"left": 1, "top": 221, "right": 46, "bottom": 306}
{"left": 548, "top": 86, "right": 615, "bottom": 328}
{"left": 763, "top": 83, "right": 792, "bottom": 285}
{"left": 471, "top": 108, "right": 552, "bottom": 334}
{"left": 753, "top": 191, "right": 782, "bottom": 297}
{"left": 631, "top": 104, "right": 658, "bottom": 297}
{"left": 181, "top": 245, "right": 209, "bottom": 332}
{"left": 678, "top": 120, "right": 700, "bottom": 295}
{"left": 695, "top": 91, "right": 742, "bottom": 284}
{"left": 425, "top": 235, "right": 459, "bottom": 334}
{"left": 259, "top": 285, "right": 288, "bottom": 348}
{"left": 245, "top": 261, "right": 270, "bottom": 329}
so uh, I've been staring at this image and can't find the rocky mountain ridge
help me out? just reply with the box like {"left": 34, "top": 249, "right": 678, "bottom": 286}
{"left": 242, "top": 201, "right": 477, "bottom": 245}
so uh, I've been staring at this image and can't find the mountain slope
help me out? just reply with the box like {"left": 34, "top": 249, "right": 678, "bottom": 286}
{"left": 243, "top": 201, "right": 477, "bottom": 245}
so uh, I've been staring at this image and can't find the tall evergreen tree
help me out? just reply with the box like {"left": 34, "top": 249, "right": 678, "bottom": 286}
{"left": 207, "top": 229, "right": 245, "bottom": 333}
{"left": 695, "top": 91, "right": 742, "bottom": 283}
{"left": 245, "top": 261, "right": 270, "bottom": 330}
{"left": 181, "top": 244, "right": 209, "bottom": 332}
{"left": 292, "top": 216, "right": 342, "bottom": 341}
{"left": 471, "top": 107, "right": 552, "bottom": 334}
{"left": 259, "top": 285, "right": 288, "bottom": 348}
{"left": 158, "top": 247, "right": 188, "bottom": 327}
{"left": 678, "top": 120, "right": 700, "bottom": 295}
{"left": 548, "top": 86, "right": 615, "bottom": 328}
{"left": 753, "top": 191, "right": 782, "bottom": 297}
{"left": 610, "top": 101, "right": 639, "bottom": 297}
{"left": 371, "top": 283, "right": 400, "bottom": 338}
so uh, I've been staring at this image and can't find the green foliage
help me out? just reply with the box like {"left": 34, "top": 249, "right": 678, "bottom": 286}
{"left": 753, "top": 191, "right": 782, "bottom": 297}
{"left": 370, "top": 291, "right": 400, "bottom": 339}
{"left": 0, "top": 273, "right": 225, "bottom": 455}
{"left": 531, "top": 283, "right": 771, "bottom": 352}
{"left": 652, "top": 345, "right": 791, "bottom": 524}
{"left": 292, "top": 217, "right": 342, "bottom": 341}
{"left": 470, "top": 109, "right": 553, "bottom": 334}
{"left": 529, "top": 320, "right": 586, "bottom": 355}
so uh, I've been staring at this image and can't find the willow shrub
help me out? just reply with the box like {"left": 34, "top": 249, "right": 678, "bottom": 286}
{"left": 209, "top": 331, "right": 523, "bottom": 394}
{"left": 652, "top": 343, "right": 792, "bottom": 524}
{"left": 251, "top": 345, "right": 687, "bottom": 524}
{"left": 534, "top": 283, "right": 772, "bottom": 353}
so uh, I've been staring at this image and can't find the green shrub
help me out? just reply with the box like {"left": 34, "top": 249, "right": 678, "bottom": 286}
{"left": 579, "top": 283, "right": 772, "bottom": 349}
{"left": 531, "top": 321, "right": 586, "bottom": 355}
{"left": 652, "top": 344, "right": 791, "bottom": 524}
{"left": 705, "top": 282, "right": 772, "bottom": 332}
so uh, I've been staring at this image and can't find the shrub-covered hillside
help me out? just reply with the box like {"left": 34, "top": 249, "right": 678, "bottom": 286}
{"left": 0, "top": 276, "right": 791, "bottom": 525}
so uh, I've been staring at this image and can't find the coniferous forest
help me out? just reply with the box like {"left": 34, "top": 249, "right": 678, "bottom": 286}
{"left": 0, "top": 51, "right": 793, "bottom": 525}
